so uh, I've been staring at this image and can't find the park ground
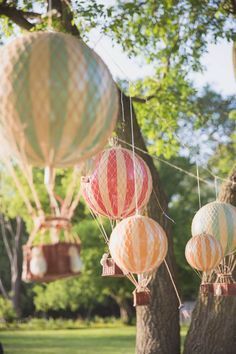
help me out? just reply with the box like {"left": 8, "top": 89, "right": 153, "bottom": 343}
{"left": 0, "top": 324, "right": 188, "bottom": 354}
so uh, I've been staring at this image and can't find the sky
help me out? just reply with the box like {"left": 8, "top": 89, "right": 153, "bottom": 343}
{"left": 88, "top": 31, "right": 235, "bottom": 97}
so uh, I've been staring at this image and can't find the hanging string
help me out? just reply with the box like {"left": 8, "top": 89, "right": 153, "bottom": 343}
{"left": 91, "top": 34, "right": 104, "bottom": 50}
{"left": 67, "top": 189, "right": 82, "bottom": 219}
{"left": 173, "top": 132, "right": 232, "bottom": 185}
{"left": 118, "top": 138, "right": 212, "bottom": 186}
{"left": 2, "top": 159, "right": 35, "bottom": 216}
{"left": 214, "top": 176, "right": 218, "bottom": 201}
{"left": 44, "top": 167, "right": 60, "bottom": 216}
{"left": 62, "top": 167, "right": 81, "bottom": 216}
{"left": 153, "top": 189, "right": 175, "bottom": 224}
{"left": 120, "top": 91, "right": 126, "bottom": 131}
{"left": 89, "top": 33, "right": 234, "bottom": 190}
{"left": 129, "top": 84, "right": 139, "bottom": 214}
{"left": 163, "top": 259, "right": 186, "bottom": 311}
{"left": 127, "top": 273, "right": 139, "bottom": 287}
{"left": 88, "top": 208, "right": 110, "bottom": 245}
{"left": 21, "top": 164, "right": 43, "bottom": 214}
{"left": 196, "top": 160, "right": 202, "bottom": 209}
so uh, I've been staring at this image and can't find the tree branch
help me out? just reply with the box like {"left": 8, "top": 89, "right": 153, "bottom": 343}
{"left": 131, "top": 94, "right": 157, "bottom": 103}
{"left": 0, "top": 278, "right": 10, "bottom": 300}
{"left": 0, "top": 215, "right": 13, "bottom": 263}
{"left": 231, "top": 0, "right": 236, "bottom": 15}
{"left": 50, "top": 0, "right": 81, "bottom": 37}
{"left": 0, "top": 3, "right": 36, "bottom": 30}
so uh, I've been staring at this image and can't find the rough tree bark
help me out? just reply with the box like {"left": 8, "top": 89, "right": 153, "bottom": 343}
{"left": 116, "top": 94, "right": 180, "bottom": 354}
{"left": 184, "top": 166, "right": 236, "bottom": 354}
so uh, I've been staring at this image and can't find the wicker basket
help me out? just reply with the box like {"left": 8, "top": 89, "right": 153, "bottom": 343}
{"left": 22, "top": 242, "right": 81, "bottom": 283}
{"left": 102, "top": 258, "right": 124, "bottom": 277}
{"left": 22, "top": 217, "right": 81, "bottom": 283}
{"left": 133, "top": 289, "right": 151, "bottom": 306}
{"left": 200, "top": 283, "right": 213, "bottom": 296}
{"left": 200, "top": 282, "right": 236, "bottom": 296}
{"left": 213, "top": 283, "right": 236, "bottom": 296}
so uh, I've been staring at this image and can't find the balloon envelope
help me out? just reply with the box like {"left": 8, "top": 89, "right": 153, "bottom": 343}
{"left": 0, "top": 32, "right": 118, "bottom": 167}
{"left": 109, "top": 215, "right": 168, "bottom": 274}
{"left": 191, "top": 202, "right": 236, "bottom": 256}
{"left": 185, "top": 234, "right": 223, "bottom": 272}
{"left": 82, "top": 147, "right": 153, "bottom": 219}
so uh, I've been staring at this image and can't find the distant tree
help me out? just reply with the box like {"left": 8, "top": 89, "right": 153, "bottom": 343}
{"left": 0, "top": 1, "right": 235, "bottom": 353}
{"left": 0, "top": 215, "right": 25, "bottom": 316}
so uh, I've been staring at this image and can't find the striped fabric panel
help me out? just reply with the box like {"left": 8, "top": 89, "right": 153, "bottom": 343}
{"left": 13, "top": 34, "right": 44, "bottom": 163}
{"left": 185, "top": 234, "right": 223, "bottom": 272}
{"left": 82, "top": 147, "right": 153, "bottom": 219}
{"left": 54, "top": 36, "right": 88, "bottom": 164}
{"left": 109, "top": 215, "right": 168, "bottom": 274}
{"left": 191, "top": 202, "right": 236, "bottom": 256}
{"left": 0, "top": 32, "right": 118, "bottom": 167}
{"left": 30, "top": 34, "right": 51, "bottom": 163}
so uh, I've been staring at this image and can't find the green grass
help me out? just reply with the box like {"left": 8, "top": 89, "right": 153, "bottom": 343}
{"left": 181, "top": 325, "right": 188, "bottom": 352}
{"left": 0, "top": 325, "right": 188, "bottom": 354}
{"left": 0, "top": 327, "right": 136, "bottom": 354}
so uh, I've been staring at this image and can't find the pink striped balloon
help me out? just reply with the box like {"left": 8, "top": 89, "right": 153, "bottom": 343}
{"left": 81, "top": 147, "right": 153, "bottom": 219}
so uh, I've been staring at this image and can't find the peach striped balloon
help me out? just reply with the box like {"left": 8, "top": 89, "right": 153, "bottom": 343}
{"left": 109, "top": 215, "right": 168, "bottom": 274}
{"left": 185, "top": 234, "right": 223, "bottom": 272}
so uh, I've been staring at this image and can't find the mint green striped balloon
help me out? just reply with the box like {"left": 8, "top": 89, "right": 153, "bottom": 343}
{"left": 0, "top": 32, "right": 118, "bottom": 167}
{"left": 191, "top": 201, "right": 236, "bottom": 256}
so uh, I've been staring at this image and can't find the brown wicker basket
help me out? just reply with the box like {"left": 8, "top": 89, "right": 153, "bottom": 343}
{"left": 102, "top": 258, "right": 124, "bottom": 277}
{"left": 200, "top": 283, "right": 214, "bottom": 296}
{"left": 133, "top": 290, "right": 151, "bottom": 306}
{"left": 22, "top": 216, "right": 81, "bottom": 283}
{"left": 200, "top": 282, "right": 236, "bottom": 296}
{"left": 22, "top": 242, "right": 81, "bottom": 283}
{"left": 213, "top": 283, "right": 236, "bottom": 296}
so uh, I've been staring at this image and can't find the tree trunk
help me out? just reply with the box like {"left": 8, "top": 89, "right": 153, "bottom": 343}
{"left": 0, "top": 1, "right": 180, "bottom": 351}
{"left": 1, "top": 216, "right": 23, "bottom": 317}
{"left": 11, "top": 269, "right": 22, "bottom": 317}
{"left": 184, "top": 167, "right": 236, "bottom": 354}
{"left": 116, "top": 93, "right": 180, "bottom": 354}
{"left": 115, "top": 297, "right": 133, "bottom": 324}
{"left": 119, "top": 299, "right": 133, "bottom": 325}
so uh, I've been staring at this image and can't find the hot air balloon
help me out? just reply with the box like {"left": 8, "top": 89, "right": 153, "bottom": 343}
{"left": 185, "top": 234, "right": 223, "bottom": 272}
{"left": 81, "top": 146, "right": 153, "bottom": 219}
{"left": 109, "top": 215, "right": 168, "bottom": 306}
{"left": 190, "top": 202, "right": 236, "bottom": 296}
{"left": 0, "top": 31, "right": 118, "bottom": 167}
{"left": 0, "top": 31, "right": 118, "bottom": 283}
{"left": 109, "top": 215, "right": 168, "bottom": 274}
{"left": 191, "top": 201, "right": 236, "bottom": 256}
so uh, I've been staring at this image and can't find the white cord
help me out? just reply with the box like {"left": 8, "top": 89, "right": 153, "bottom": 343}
{"left": 214, "top": 176, "right": 218, "bottom": 200}
{"left": 129, "top": 84, "right": 139, "bottom": 214}
{"left": 196, "top": 160, "right": 202, "bottom": 209}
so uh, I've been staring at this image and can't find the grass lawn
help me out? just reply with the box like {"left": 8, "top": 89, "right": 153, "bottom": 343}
{"left": 0, "top": 326, "right": 136, "bottom": 354}
{"left": 0, "top": 325, "right": 188, "bottom": 354}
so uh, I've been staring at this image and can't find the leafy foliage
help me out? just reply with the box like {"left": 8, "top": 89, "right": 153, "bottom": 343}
{"left": 0, "top": 0, "right": 235, "bottom": 319}
{"left": 33, "top": 219, "right": 133, "bottom": 315}
{"left": 0, "top": 296, "right": 16, "bottom": 322}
